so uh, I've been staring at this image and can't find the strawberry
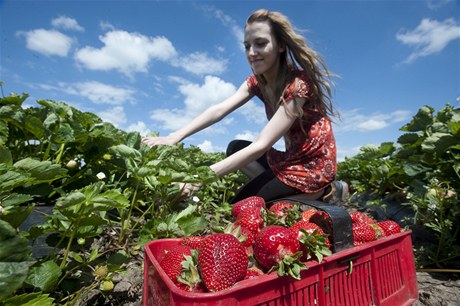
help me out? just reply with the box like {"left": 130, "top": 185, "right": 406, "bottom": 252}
{"left": 244, "top": 265, "right": 265, "bottom": 279}
{"left": 301, "top": 209, "right": 317, "bottom": 222}
{"left": 267, "top": 201, "right": 301, "bottom": 226}
{"left": 268, "top": 201, "right": 293, "bottom": 218}
{"left": 253, "top": 225, "right": 306, "bottom": 280}
{"left": 350, "top": 211, "right": 376, "bottom": 224}
{"left": 181, "top": 236, "right": 204, "bottom": 249}
{"left": 232, "top": 196, "right": 266, "bottom": 218}
{"left": 235, "top": 206, "right": 264, "bottom": 234}
{"left": 377, "top": 220, "right": 402, "bottom": 236}
{"left": 352, "top": 223, "right": 384, "bottom": 246}
{"left": 198, "top": 233, "right": 248, "bottom": 292}
{"left": 159, "top": 244, "right": 202, "bottom": 292}
{"left": 290, "top": 221, "right": 331, "bottom": 262}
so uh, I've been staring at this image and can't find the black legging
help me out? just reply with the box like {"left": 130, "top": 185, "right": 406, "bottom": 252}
{"left": 226, "top": 140, "right": 302, "bottom": 204}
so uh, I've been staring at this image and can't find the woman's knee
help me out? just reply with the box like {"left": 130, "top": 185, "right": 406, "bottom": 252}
{"left": 226, "top": 139, "right": 251, "bottom": 157}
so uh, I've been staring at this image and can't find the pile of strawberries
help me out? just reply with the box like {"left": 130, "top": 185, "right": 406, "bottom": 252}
{"left": 157, "top": 196, "right": 403, "bottom": 293}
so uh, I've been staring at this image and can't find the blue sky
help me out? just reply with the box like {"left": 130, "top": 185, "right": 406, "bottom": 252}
{"left": 1, "top": 0, "right": 459, "bottom": 161}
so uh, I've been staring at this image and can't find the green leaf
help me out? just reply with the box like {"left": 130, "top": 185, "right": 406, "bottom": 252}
{"left": 0, "top": 219, "right": 17, "bottom": 241}
{"left": 421, "top": 132, "right": 457, "bottom": 154}
{"left": 403, "top": 162, "right": 431, "bottom": 177}
{"left": 0, "top": 121, "right": 8, "bottom": 146}
{"left": 0, "top": 145, "right": 13, "bottom": 165}
{"left": 14, "top": 158, "right": 67, "bottom": 182}
{"left": 400, "top": 105, "right": 434, "bottom": 132}
{"left": 398, "top": 133, "right": 420, "bottom": 146}
{"left": 0, "top": 235, "right": 33, "bottom": 262}
{"left": 0, "top": 262, "right": 33, "bottom": 300}
{"left": 25, "top": 260, "right": 62, "bottom": 292}
{"left": 176, "top": 213, "right": 208, "bottom": 237}
{"left": 0, "top": 168, "right": 31, "bottom": 192}
{"left": 24, "top": 114, "right": 45, "bottom": 139}
{"left": 109, "top": 144, "right": 142, "bottom": 160}
{"left": 3, "top": 292, "right": 55, "bottom": 306}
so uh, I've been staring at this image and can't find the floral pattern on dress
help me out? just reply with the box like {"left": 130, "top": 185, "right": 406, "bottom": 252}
{"left": 246, "top": 70, "right": 337, "bottom": 193}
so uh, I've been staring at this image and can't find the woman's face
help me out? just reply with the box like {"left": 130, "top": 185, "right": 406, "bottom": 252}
{"left": 244, "top": 21, "right": 284, "bottom": 81}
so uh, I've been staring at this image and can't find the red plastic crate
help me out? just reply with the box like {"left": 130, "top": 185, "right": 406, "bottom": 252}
{"left": 143, "top": 231, "right": 418, "bottom": 306}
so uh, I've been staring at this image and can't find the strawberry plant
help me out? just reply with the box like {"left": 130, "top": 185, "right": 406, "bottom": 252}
{"left": 0, "top": 88, "right": 243, "bottom": 304}
{"left": 338, "top": 103, "right": 460, "bottom": 268}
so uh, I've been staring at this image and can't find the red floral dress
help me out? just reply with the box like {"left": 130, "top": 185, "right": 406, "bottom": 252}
{"left": 247, "top": 70, "right": 336, "bottom": 193}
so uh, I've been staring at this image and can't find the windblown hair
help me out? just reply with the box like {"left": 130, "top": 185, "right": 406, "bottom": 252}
{"left": 246, "top": 9, "right": 337, "bottom": 119}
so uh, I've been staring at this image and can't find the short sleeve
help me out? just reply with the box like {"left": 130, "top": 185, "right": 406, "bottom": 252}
{"left": 282, "top": 75, "right": 312, "bottom": 103}
{"left": 246, "top": 75, "right": 261, "bottom": 97}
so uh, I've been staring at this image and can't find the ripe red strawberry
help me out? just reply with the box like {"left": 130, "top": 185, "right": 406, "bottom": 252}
{"left": 198, "top": 233, "right": 248, "bottom": 292}
{"left": 159, "top": 244, "right": 203, "bottom": 292}
{"left": 244, "top": 265, "right": 265, "bottom": 279}
{"left": 268, "top": 201, "right": 294, "bottom": 217}
{"left": 290, "top": 221, "right": 331, "bottom": 262}
{"left": 350, "top": 211, "right": 376, "bottom": 224}
{"left": 253, "top": 225, "right": 305, "bottom": 280}
{"left": 301, "top": 209, "right": 317, "bottom": 222}
{"left": 352, "top": 223, "right": 384, "bottom": 246}
{"left": 232, "top": 196, "right": 266, "bottom": 218}
{"left": 377, "top": 220, "right": 402, "bottom": 236}
{"left": 235, "top": 206, "right": 264, "bottom": 234}
{"left": 181, "top": 236, "right": 204, "bottom": 249}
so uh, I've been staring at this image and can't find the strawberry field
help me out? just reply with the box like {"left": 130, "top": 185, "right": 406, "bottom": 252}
{"left": 0, "top": 85, "right": 459, "bottom": 305}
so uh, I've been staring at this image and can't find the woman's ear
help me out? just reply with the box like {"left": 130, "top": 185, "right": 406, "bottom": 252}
{"left": 279, "top": 44, "right": 286, "bottom": 53}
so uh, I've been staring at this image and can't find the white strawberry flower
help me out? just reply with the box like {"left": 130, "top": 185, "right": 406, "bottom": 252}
{"left": 96, "top": 172, "right": 106, "bottom": 180}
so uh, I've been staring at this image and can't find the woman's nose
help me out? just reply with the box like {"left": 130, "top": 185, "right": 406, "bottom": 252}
{"left": 247, "top": 46, "right": 256, "bottom": 56}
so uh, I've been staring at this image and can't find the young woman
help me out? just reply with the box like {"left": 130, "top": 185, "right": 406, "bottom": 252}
{"left": 142, "top": 9, "right": 348, "bottom": 205}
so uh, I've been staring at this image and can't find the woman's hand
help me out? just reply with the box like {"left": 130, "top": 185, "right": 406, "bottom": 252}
{"left": 176, "top": 182, "right": 202, "bottom": 197}
{"left": 141, "top": 134, "right": 179, "bottom": 147}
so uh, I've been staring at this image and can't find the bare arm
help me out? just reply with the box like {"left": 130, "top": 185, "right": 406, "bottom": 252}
{"left": 210, "top": 97, "right": 306, "bottom": 177}
{"left": 142, "top": 82, "right": 253, "bottom": 146}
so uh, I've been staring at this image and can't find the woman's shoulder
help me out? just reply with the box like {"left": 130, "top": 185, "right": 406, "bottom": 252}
{"left": 283, "top": 70, "right": 312, "bottom": 100}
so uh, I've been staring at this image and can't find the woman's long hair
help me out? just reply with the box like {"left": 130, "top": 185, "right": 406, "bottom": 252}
{"left": 246, "top": 9, "right": 337, "bottom": 119}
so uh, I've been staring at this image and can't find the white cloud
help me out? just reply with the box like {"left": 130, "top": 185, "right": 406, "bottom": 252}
{"left": 336, "top": 144, "right": 362, "bottom": 162}
{"left": 75, "top": 30, "right": 177, "bottom": 77}
{"left": 18, "top": 29, "right": 73, "bottom": 57}
{"left": 396, "top": 18, "right": 460, "bottom": 63}
{"left": 334, "top": 109, "right": 412, "bottom": 133}
{"left": 51, "top": 16, "right": 84, "bottom": 32}
{"left": 126, "top": 121, "right": 151, "bottom": 136}
{"left": 150, "top": 76, "right": 237, "bottom": 130}
{"left": 197, "top": 140, "right": 225, "bottom": 153}
{"left": 174, "top": 52, "right": 227, "bottom": 75}
{"left": 235, "top": 130, "right": 258, "bottom": 141}
{"left": 238, "top": 100, "right": 267, "bottom": 125}
{"left": 98, "top": 106, "right": 127, "bottom": 127}
{"left": 38, "top": 81, "right": 135, "bottom": 105}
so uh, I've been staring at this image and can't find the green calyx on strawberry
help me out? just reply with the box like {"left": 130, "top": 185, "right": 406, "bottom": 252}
{"left": 198, "top": 233, "right": 248, "bottom": 292}
{"left": 290, "top": 221, "right": 332, "bottom": 263}
{"left": 253, "top": 225, "right": 306, "bottom": 280}
{"left": 267, "top": 201, "right": 301, "bottom": 226}
{"left": 176, "top": 249, "right": 205, "bottom": 292}
{"left": 159, "top": 244, "right": 203, "bottom": 292}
